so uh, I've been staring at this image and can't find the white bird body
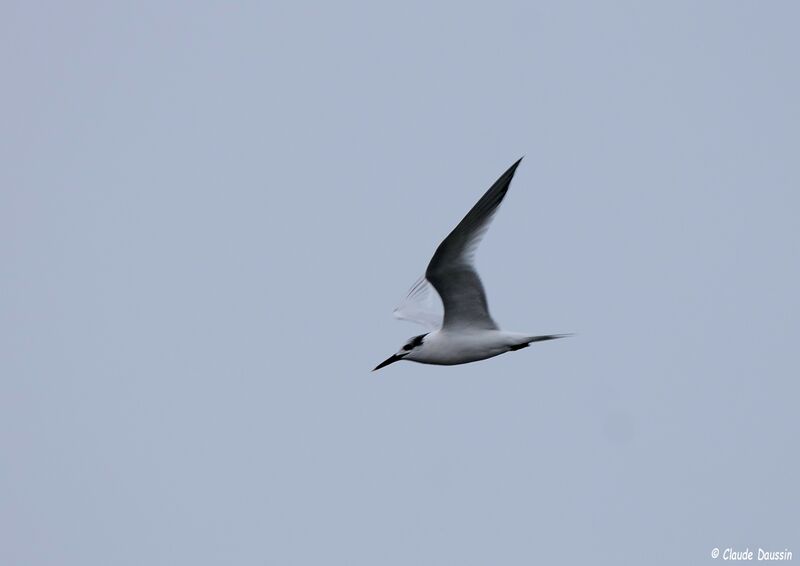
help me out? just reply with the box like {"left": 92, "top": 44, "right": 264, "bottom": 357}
{"left": 404, "top": 330, "right": 543, "bottom": 366}
{"left": 373, "top": 158, "right": 567, "bottom": 371}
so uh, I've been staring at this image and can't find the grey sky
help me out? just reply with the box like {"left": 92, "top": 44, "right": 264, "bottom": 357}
{"left": 1, "top": 1, "right": 798, "bottom": 565}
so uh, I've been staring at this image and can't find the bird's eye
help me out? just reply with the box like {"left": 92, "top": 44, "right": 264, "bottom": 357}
{"left": 403, "top": 344, "right": 413, "bottom": 351}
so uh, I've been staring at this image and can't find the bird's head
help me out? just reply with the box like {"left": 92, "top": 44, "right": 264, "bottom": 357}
{"left": 373, "top": 333, "right": 429, "bottom": 371}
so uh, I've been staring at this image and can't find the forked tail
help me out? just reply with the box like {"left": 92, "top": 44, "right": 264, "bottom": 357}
{"left": 509, "top": 333, "right": 572, "bottom": 351}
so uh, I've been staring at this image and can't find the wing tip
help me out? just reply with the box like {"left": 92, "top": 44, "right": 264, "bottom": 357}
{"left": 499, "top": 156, "right": 524, "bottom": 184}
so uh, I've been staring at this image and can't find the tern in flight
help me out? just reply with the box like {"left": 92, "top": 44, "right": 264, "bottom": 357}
{"left": 373, "top": 158, "right": 568, "bottom": 371}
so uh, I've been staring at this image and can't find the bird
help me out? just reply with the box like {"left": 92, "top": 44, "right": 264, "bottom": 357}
{"left": 373, "top": 157, "right": 568, "bottom": 371}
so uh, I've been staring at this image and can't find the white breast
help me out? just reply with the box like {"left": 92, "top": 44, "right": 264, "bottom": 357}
{"left": 407, "top": 329, "right": 528, "bottom": 366}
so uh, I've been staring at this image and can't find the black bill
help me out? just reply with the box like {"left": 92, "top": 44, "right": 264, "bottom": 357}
{"left": 372, "top": 353, "right": 404, "bottom": 372}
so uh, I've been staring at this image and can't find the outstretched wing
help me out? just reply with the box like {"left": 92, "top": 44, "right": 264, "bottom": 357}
{"left": 393, "top": 275, "right": 443, "bottom": 330}
{"left": 425, "top": 158, "right": 523, "bottom": 330}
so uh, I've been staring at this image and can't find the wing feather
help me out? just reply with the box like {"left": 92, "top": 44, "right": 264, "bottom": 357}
{"left": 393, "top": 275, "right": 443, "bottom": 330}
{"left": 425, "top": 158, "right": 523, "bottom": 330}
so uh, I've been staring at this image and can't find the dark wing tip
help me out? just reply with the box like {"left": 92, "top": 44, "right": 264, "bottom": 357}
{"left": 488, "top": 157, "right": 524, "bottom": 200}
{"left": 503, "top": 156, "right": 524, "bottom": 179}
